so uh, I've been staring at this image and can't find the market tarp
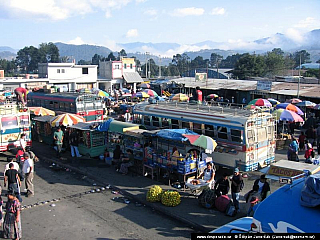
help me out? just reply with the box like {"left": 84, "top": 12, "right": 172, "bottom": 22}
{"left": 156, "top": 129, "right": 198, "bottom": 142}
{"left": 300, "top": 173, "right": 320, "bottom": 208}
{"left": 96, "top": 118, "right": 139, "bottom": 133}
{"left": 33, "top": 115, "right": 55, "bottom": 123}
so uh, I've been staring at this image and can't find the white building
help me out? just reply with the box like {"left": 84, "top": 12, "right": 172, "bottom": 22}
{"left": 38, "top": 63, "right": 98, "bottom": 91}
{"left": 98, "top": 57, "right": 142, "bottom": 92}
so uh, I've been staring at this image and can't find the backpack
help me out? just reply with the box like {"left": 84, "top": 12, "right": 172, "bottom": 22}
{"left": 225, "top": 201, "right": 236, "bottom": 217}
{"left": 240, "top": 180, "right": 244, "bottom": 191}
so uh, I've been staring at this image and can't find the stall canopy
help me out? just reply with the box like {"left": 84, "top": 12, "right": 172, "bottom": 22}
{"left": 33, "top": 115, "right": 55, "bottom": 123}
{"left": 70, "top": 122, "right": 98, "bottom": 131}
{"left": 155, "top": 129, "right": 198, "bottom": 142}
{"left": 96, "top": 118, "right": 139, "bottom": 133}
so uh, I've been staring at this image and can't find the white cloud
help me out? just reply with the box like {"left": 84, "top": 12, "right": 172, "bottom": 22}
{"left": 294, "top": 17, "right": 320, "bottom": 30}
{"left": 68, "top": 37, "right": 86, "bottom": 45}
{"left": 171, "top": 7, "right": 204, "bottom": 17}
{"left": 126, "top": 29, "right": 139, "bottom": 38}
{"left": 144, "top": 9, "right": 157, "bottom": 16}
{"left": 210, "top": 7, "right": 225, "bottom": 15}
{"left": 285, "top": 28, "right": 304, "bottom": 43}
{"left": 0, "top": 0, "right": 132, "bottom": 20}
{"left": 136, "top": 0, "right": 146, "bottom": 3}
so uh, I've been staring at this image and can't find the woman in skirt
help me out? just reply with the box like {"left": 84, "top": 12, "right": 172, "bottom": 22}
{"left": 3, "top": 190, "right": 21, "bottom": 240}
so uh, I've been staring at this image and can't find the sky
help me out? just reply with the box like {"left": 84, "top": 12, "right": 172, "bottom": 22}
{"left": 1, "top": 0, "right": 320, "bottom": 53}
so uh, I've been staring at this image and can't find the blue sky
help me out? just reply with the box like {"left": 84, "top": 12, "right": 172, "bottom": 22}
{"left": 1, "top": 0, "right": 320, "bottom": 53}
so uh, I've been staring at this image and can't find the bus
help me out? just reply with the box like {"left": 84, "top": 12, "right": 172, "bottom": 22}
{"left": 27, "top": 92, "right": 104, "bottom": 122}
{"left": 0, "top": 102, "right": 32, "bottom": 151}
{"left": 132, "top": 102, "right": 276, "bottom": 171}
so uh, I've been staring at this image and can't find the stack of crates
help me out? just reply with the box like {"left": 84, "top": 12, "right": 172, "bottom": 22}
{"left": 177, "top": 159, "right": 197, "bottom": 174}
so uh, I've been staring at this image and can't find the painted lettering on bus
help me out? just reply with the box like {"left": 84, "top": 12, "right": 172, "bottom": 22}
{"left": 268, "top": 166, "right": 303, "bottom": 177}
{"left": 3, "top": 133, "right": 19, "bottom": 142}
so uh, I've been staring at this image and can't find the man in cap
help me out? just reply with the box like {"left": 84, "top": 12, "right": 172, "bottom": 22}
{"left": 253, "top": 174, "right": 270, "bottom": 201}
{"left": 22, "top": 152, "right": 34, "bottom": 197}
{"left": 231, "top": 167, "right": 243, "bottom": 213}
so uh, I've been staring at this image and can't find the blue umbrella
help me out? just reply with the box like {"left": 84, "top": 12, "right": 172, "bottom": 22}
{"left": 296, "top": 101, "right": 316, "bottom": 107}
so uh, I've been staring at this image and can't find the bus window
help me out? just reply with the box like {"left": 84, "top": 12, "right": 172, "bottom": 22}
{"left": 182, "top": 121, "right": 190, "bottom": 129}
{"left": 44, "top": 100, "right": 50, "bottom": 108}
{"left": 231, "top": 129, "right": 242, "bottom": 143}
{"left": 133, "top": 114, "right": 141, "bottom": 124}
{"left": 217, "top": 126, "right": 228, "bottom": 140}
{"left": 70, "top": 103, "right": 76, "bottom": 113}
{"left": 193, "top": 123, "right": 203, "bottom": 134}
{"left": 65, "top": 103, "right": 71, "bottom": 111}
{"left": 257, "top": 127, "right": 267, "bottom": 141}
{"left": 162, "top": 118, "right": 169, "bottom": 128}
{"left": 152, "top": 116, "right": 160, "bottom": 127}
{"left": 35, "top": 99, "right": 41, "bottom": 106}
{"left": 19, "top": 115, "right": 30, "bottom": 126}
{"left": 205, "top": 125, "right": 214, "bottom": 138}
{"left": 49, "top": 101, "right": 54, "bottom": 108}
{"left": 59, "top": 102, "right": 65, "bottom": 111}
{"left": 144, "top": 116, "right": 151, "bottom": 126}
{"left": 171, "top": 119, "right": 179, "bottom": 129}
{"left": 54, "top": 102, "right": 59, "bottom": 109}
{"left": 85, "top": 103, "right": 94, "bottom": 110}
{"left": 1, "top": 116, "right": 18, "bottom": 128}
{"left": 247, "top": 129, "right": 255, "bottom": 144}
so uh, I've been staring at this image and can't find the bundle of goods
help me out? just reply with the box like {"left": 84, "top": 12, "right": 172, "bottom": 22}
{"left": 161, "top": 190, "right": 181, "bottom": 207}
{"left": 198, "top": 188, "right": 216, "bottom": 209}
{"left": 191, "top": 179, "right": 200, "bottom": 185}
{"left": 146, "top": 185, "right": 163, "bottom": 202}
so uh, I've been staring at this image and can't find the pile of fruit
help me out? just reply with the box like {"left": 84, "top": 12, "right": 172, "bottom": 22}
{"left": 161, "top": 190, "right": 181, "bottom": 207}
{"left": 146, "top": 185, "right": 163, "bottom": 202}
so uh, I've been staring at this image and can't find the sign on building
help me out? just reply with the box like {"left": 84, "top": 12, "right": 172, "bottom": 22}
{"left": 195, "top": 73, "right": 207, "bottom": 81}
{"left": 256, "top": 80, "right": 272, "bottom": 91}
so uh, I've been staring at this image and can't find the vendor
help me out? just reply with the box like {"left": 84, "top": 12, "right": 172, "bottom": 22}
{"left": 199, "top": 162, "right": 215, "bottom": 189}
{"left": 119, "top": 149, "right": 134, "bottom": 175}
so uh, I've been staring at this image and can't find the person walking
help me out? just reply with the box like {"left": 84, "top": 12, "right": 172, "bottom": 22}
{"left": 214, "top": 173, "right": 230, "bottom": 197}
{"left": 244, "top": 185, "right": 260, "bottom": 216}
{"left": 69, "top": 130, "right": 82, "bottom": 158}
{"left": 53, "top": 127, "right": 64, "bottom": 158}
{"left": 231, "top": 168, "right": 243, "bottom": 213}
{"left": 22, "top": 152, "right": 34, "bottom": 197}
{"left": 4, "top": 163, "right": 22, "bottom": 203}
{"left": 253, "top": 174, "right": 271, "bottom": 201}
{"left": 3, "top": 190, "right": 22, "bottom": 240}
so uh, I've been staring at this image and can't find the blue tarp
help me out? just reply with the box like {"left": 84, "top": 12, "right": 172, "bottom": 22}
{"left": 155, "top": 129, "right": 198, "bottom": 142}
{"left": 96, "top": 118, "right": 113, "bottom": 132}
{"left": 300, "top": 173, "right": 320, "bottom": 207}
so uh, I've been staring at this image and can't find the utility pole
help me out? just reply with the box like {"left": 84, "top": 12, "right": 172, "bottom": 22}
{"left": 145, "top": 52, "right": 149, "bottom": 81}
{"left": 149, "top": 54, "right": 151, "bottom": 79}
{"left": 297, "top": 53, "right": 301, "bottom": 98}
{"left": 159, "top": 55, "right": 161, "bottom": 78}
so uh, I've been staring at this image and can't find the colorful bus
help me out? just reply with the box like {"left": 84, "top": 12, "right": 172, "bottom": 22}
{"left": 0, "top": 103, "right": 32, "bottom": 151}
{"left": 27, "top": 92, "right": 104, "bottom": 122}
{"left": 132, "top": 102, "right": 276, "bottom": 171}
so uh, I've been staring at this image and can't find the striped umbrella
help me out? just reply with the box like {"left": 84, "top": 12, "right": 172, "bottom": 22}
{"left": 267, "top": 98, "right": 280, "bottom": 106}
{"left": 206, "top": 94, "right": 219, "bottom": 99}
{"left": 275, "top": 103, "right": 304, "bottom": 115}
{"left": 50, "top": 113, "right": 85, "bottom": 127}
{"left": 170, "top": 93, "right": 189, "bottom": 102}
{"left": 143, "top": 89, "right": 158, "bottom": 97}
{"left": 29, "top": 107, "right": 55, "bottom": 116}
{"left": 183, "top": 134, "right": 217, "bottom": 152}
{"left": 286, "top": 98, "right": 302, "bottom": 104}
{"left": 247, "top": 98, "right": 272, "bottom": 107}
{"left": 138, "top": 83, "right": 150, "bottom": 88}
{"left": 313, "top": 104, "right": 320, "bottom": 110}
{"left": 133, "top": 92, "right": 150, "bottom": 98}
{"left": 296, "top": 101, "right": 316, "bottom": 107}
{"left": 279, "top": 110, "right": 304, "bottom": 122}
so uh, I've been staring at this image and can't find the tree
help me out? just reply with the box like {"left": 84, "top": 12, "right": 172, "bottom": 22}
{"left": 78, "top": 59, "right": 91, "bottom": 65}
{"left": 16, "top": 46, "right": 40, "bottom": 73}
{"left": 106, "top": 52, "right": 116, "bottom": 61}
{"left": 293, "top": 50, "right": 311, "bottom": 68}
{"left": 0, "top": 59, "right": 16, "bottom": 76}
{"left": 39, "top": 42, "right": 60, "bottom": 63}
{"left": 220, "top": 54, "right": 243, "bottom": 68}
{"left": 92, "top": 54, "right": 103, "bottom": 65}
{"left": 232, "top": 53, "right": 266, "bottom": 79}
{"left": 210, "top": 53, "right": 223, "bottom": 67}
{"left": 118, "top": 49, "right": 127, "bottom": 60}
{"left": 264, "top": 48, "right": 285, "bottom": 77}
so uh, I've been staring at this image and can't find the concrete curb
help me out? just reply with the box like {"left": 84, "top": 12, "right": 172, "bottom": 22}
{"left": 38, "top": 155, "right": 210, "bottom": 233}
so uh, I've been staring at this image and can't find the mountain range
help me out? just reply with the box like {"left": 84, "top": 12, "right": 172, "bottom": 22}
{"left": 1, "top": 29, "right": 320, "bottom": 64}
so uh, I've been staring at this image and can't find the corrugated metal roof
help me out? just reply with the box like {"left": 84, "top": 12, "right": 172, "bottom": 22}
{"left": 123, "top": 72, "right": 143, "bottom": 83}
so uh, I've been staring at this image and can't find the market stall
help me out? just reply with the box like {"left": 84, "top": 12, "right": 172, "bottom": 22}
{"left": 32, "top": 115, "right": 55, "bottom": 145}
{"left": 69, "top": 122, "right": 106, "bottom": 158}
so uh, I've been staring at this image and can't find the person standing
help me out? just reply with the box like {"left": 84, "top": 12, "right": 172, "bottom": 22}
{"left": 19, "top": 134, "right": 26, "bottom": 152}
{"left": 119, "top": 149, "right": 134, "bottom": 175}
{"left": 199, "top": 162, "right": 215, "bottom": 189}
{"left": 215, "top": 173, "right": 230, "bottom": 197}
{"left": 69, "top": 130, "right": 82, "bottom": 158}
{"left": 4, "top": 163, "right": 22, "bottom": 203}
{"left": 3, "top": 190, "right": 22, "bottom": 240}
{"left": 53, "top": 127, "right": 64, "bottom": 158}
{"left": 14, "top": 87, "right": 27, "bottom": 106}
{"left": 231, "top": 168, "right": 243, "bottom": 213}
{"left": 196, "top": 86, "right": 203, "bottom": 104}
{"left": 287, "top": 137, "right": 299, "bottom": 161}
{"left": 22, "top": 152, "right": 34, "bottom": 197}
{"left": 298, "top": 132, "right": 306, "bottom": 151}
{"left": 253, "top": 174, "right": 271, "bottom": 201}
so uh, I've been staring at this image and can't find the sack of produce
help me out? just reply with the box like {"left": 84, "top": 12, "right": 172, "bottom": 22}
{"left": 161, "top": 190, "right": 181, "bottom": 207}
{"left": 146, "top": 185, "right": 163, "bottom": 202}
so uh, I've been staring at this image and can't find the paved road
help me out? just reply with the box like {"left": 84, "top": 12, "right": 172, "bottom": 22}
{"left": 0, "top": 154, "right": 193, "bottom": 240}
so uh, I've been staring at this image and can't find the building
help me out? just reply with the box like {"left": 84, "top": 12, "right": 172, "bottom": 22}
{"left": 98, "top": 57, "right": 142, "bottom": 92}
{"left": 38, "top": 63, "right": 98, "bottom": 91}
{"left": 0, "top": 70, "right": 4, "bottom": 79}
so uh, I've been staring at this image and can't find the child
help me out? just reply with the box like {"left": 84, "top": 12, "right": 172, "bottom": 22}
{"left": 244, "top": 185, "right": 260, "bottom": 216}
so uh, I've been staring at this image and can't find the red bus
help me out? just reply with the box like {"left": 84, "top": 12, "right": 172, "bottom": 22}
{"left": 27, "top": 92, "right": 104, "bottom": 122}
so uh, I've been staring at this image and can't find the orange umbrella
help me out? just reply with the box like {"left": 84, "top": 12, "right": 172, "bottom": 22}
{"left": 29, "top": 107, "right": 55, "bottom": 116}
{"left": 50, "top": 113, "right": 85, "bottom": 127}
